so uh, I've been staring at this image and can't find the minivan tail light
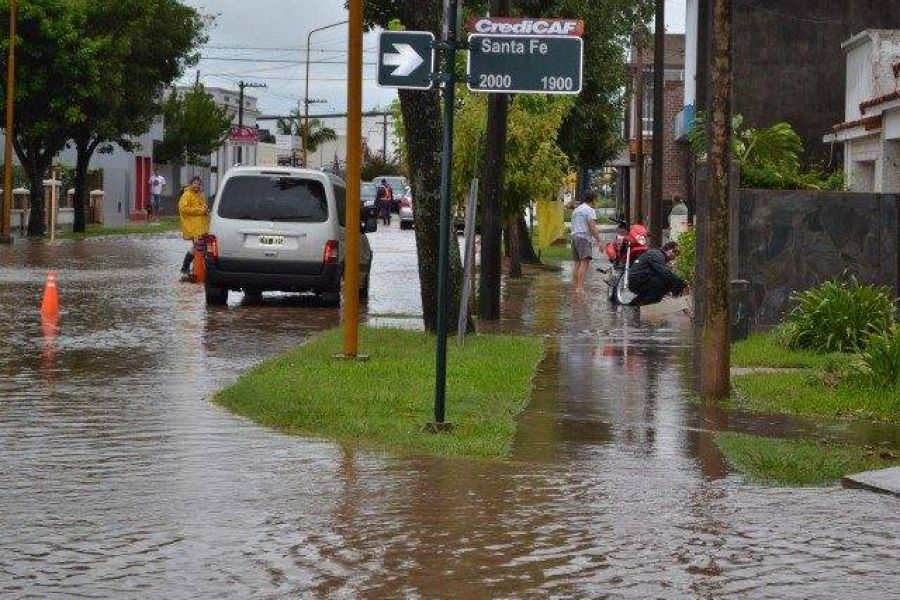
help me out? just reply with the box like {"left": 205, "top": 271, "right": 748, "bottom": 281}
{"left": 205, "top": 234, "right": 219, "bottom": 261}
{"left": 323, "top": 240, "right": 339, "bottom": 264}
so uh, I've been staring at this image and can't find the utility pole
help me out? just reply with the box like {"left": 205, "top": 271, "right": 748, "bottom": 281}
{"left": 236, "top": 80, "right": 266, "bottom": 165}
{"left": 699, "top": 0, "right": 733, "bottom": 400}
{"left": 305, "top": 20, "right": 348, "bottom": 167}
{"left": 650, "top": 0, "right": 665, "bottom": 244}
{"left": 478, "top": 0, "right": 510, "bottom": 321}
{"left": 633, "top": 31, "right": 645, "bottom": 224}
{"left": 0, "top": 0, "right": 17, "bottom": 245}
{"left": 341, "top": 4, "right": 363, "bottom": 358}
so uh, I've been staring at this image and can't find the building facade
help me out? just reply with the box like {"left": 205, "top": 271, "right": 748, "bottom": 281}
{"left": 825, "top": 30, "right": 900, "bottom": 193}
{"left": 622, "top": 34, "right": 688, "bottom": 221}
{"left": 680, "top": 0, "right": 900, "bottom": 165}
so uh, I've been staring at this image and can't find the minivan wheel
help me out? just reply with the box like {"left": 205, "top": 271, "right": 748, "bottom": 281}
{"left": 205, "top": 284, "right": 228, "bottom": 306}
{"left": 320, "top": 288, "right": 341, "bottom": 307}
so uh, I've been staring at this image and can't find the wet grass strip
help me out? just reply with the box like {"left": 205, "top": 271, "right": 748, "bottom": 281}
{"left": 715, "top": 432, "right": 900, "bottom": 486}
{"left": 59, "top": 217, "right": 180, "bottom": 240}
{"left": 731, "top": 332, "right": 838, "bottom": 369}
{"left": 215, "top": 327, "right": 546, "bottom": 459}
{"left": 731, "top": 372, "right": 899, "bottom": 423}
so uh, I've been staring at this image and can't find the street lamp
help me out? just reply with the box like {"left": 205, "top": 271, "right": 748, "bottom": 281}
{"left": 304, "top": 19, "right": 348, "bottom": 167}
{"left": 0, "top": 0, "right": 18, "bottom": 244}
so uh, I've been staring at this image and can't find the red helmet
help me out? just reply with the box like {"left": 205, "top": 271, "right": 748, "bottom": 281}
{"left": 628, "top": 224, "right": 650, "bottom": 248}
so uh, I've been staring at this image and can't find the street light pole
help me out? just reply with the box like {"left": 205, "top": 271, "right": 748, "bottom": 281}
{"left": 304, "top": 20, "right": 348, "bottom": 167}
{"left": 0, "top": 0, "right": 17, "bottom": 244}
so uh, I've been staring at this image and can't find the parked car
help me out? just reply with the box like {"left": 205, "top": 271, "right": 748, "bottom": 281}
{"left": 371, "top": 175, "right": 407, "bottom": 212}
{"left": 360, "top": 182, "right": 378, "bottom": 232}
{"left": 399, "top": 186, "right": 414, "bottom": 230}
{"left": 204, "top": 166, "right": 373, "bottom": 307}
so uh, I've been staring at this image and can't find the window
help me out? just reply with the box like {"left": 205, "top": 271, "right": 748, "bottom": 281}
{"left": 333, "top": 183, "right": 347, "bottom": 227}
{"left": 217, "top": 175, "right": 328, "bottom": 222}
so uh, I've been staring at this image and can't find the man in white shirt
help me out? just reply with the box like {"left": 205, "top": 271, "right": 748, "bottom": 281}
{"left": 570, "top": 192, "right": 604, "bottom": 294}
{"left": 149, "top": 170, "right": 166, "bottom": 220}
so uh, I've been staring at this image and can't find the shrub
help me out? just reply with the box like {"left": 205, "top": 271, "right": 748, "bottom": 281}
{"left": 673, "top": 227, "right": 696, "bottom": 287}
{"left": 852, "top": 327, "right": 900, "bottom": 389}
{"left": 780, "top": 278, "right": 896, "bottom": 353}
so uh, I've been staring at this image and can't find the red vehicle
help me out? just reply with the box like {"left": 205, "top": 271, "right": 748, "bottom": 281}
{"left": 603, "top": 222, "right": 651, "bottom": 304}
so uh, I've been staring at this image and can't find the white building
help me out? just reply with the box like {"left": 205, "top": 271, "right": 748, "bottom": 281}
{"left": 824, "top": 30, "right": 900, "bottom": 192}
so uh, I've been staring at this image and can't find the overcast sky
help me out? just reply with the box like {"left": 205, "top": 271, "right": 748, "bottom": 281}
{"left": 180, "top": 0, "right": 686, "bottom": 144}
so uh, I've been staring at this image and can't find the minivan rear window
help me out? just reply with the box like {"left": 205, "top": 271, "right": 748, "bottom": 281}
{"left": 217, "top": 175, "right": 328, "bottom": 222}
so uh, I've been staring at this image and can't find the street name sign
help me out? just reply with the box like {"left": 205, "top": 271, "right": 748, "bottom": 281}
{"left": 377, "top": 31, "right": 436, "bottom": 90}
{"left": 467, "top": 34, "right": 583, "bottom": 94}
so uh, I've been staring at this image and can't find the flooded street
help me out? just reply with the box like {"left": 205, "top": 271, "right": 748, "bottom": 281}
{"left": 1, "top": 226, "right": 897, "bottom": 599}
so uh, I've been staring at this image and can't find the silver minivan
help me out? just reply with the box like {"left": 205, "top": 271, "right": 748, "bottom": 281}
{"left": 204, "top": 166, "right": 372, "bottom": 306}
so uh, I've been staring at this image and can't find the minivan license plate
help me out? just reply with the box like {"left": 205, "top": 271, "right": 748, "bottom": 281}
{"left": 259, "top": 235, "right": 285, "bottom": 246}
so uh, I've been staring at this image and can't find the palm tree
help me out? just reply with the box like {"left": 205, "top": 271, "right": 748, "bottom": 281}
{"left": 276, "top": 109, "right": 337, "bottom": 154}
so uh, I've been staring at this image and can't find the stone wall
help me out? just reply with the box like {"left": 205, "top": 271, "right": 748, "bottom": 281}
{"left": 693, "top": 164, "right": 900, "bottom": 329}
{"left": 736, "top": 190, "right": 900, "bottom": 326}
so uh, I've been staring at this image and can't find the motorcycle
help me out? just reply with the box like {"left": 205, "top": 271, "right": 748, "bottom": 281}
{"left": 601, "top": 222, "right": 650, "bottom": 306}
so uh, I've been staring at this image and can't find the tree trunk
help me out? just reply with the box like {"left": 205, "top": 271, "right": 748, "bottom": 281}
{"left": 478, "top": 0, "right": 511, "bottom": 322}
{"left": 650, "top": 0, "right": 665, "bottom": 245}
{"left": 397, "top": 2, "right": 464, "bottom": 332}
{"left": 73, "top": 138, "right": 97, "bottom": 234}
{"left": 26, "top": 172, "right": 45, "bottom": 237}
{"left": 517, "top": 213, "right": 540, "bottom": 264}
{"left": 507, "top": 214, "right": 522, "bottom": 279}
{"left": 699, "top": 0, "right": 732, "bottom": 401}
{"left": 633, "top": 32, "right": 645, "bottom": 224}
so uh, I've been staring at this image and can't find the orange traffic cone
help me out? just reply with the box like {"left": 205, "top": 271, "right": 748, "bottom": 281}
{"left": 40, "top": 271, "right": 60, "bottom": 318}
{"left": 192, "top": 248, "right": 206, "bottom": 284}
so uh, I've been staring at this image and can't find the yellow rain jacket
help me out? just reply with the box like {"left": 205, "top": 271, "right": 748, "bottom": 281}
{"left": 178, "top": 187, "right": 209, "bottom": 240}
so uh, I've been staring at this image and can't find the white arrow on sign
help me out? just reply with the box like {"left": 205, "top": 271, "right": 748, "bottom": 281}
{"left": 383, "top": 43, "right": 425, "bottom": 77}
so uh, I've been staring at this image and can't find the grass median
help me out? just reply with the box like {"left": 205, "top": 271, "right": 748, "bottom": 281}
{"left": 714, "top": 432, "right": 899, "bottom": 486}
{"left": 59, "top": 216, "right": 179, "bottom": 240}
{"left": 215, "top": 327, "right": 546, "bottom": 460}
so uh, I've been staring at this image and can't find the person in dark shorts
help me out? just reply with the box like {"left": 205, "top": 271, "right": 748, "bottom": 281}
{"left": 569, "top": 192, "right": 604, "bottom": 294}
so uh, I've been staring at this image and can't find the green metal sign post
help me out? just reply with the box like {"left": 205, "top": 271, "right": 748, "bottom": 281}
{"left": 428, "top": 0, "right": 460, "bottom": 432}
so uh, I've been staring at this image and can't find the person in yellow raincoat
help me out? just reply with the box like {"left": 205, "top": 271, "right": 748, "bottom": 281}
{"left": 178, "top": 176, "right": 210, "bottom": 275}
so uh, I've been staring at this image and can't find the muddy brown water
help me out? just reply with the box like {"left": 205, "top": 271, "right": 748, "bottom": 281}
{"left": 1, "top": 224, "right": 897, "bottom": 598}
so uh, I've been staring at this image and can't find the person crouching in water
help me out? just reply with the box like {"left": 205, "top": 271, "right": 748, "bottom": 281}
{"left": 178, "top": 176, "right": 209, "bottom": 277}
{"left": 628, "top": 241, "right": 687, "bottom": 306}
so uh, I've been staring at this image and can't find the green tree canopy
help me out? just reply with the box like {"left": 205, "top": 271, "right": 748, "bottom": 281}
{"left": 277, "top": 110, "right": 338, "bottom": 154}
{"left": 454, "top": 89, "right": 571, "bottom": 216}
{"left": 0, "top": 0, "right": 107, "bottom": 235}
{"left": 67, "top": 0, "right": 205, "bottom": 231}
{"left": 156, "top": 84, "right": 232, "bottom": 167}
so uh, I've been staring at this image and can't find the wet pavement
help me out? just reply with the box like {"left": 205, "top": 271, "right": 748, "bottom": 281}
{"left": 1, "top": 224, "right": 898, "bottom": 598}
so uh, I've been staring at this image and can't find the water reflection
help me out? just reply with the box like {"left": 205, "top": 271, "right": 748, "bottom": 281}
{"left": 1, "top": 233, "right": 898, "bottom": 598}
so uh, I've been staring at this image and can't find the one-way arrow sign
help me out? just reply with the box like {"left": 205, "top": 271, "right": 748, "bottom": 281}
{"left": 377, "top": 31, "right": 436, "bottom": 90}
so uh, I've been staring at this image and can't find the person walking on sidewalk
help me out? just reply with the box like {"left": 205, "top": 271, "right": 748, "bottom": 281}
{"left": 178, "top": 176, "right": 209, "bottom": 276}
{"left": 570, "top": 192, "right": 604, "bottom": 294}
{"left": 376, "top": 178, "right": 393, "bottom": 226}
{"left": 148, "top": 169, "right": 166, "bottom": 221}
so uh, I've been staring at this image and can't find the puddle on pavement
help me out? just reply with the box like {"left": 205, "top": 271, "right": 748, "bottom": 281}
{"left": 1, "top": 232, "right": 898, "bottom": 598}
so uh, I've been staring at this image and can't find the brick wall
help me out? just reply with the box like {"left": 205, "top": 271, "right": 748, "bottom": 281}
{"left": 640, "top": 80, "right": 688, "bottom": 217}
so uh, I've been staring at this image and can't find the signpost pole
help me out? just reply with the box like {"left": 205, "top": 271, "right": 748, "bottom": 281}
{"left": 341, "top": 0, "right": 363, "bottom": 358}
{"left": 431, "top": 0, "right": 459, "bottom": 430}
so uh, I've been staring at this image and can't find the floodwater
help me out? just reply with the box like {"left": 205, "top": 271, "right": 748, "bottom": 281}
{"left": 1, "top": 224, "right": 897, "bottom": 599}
